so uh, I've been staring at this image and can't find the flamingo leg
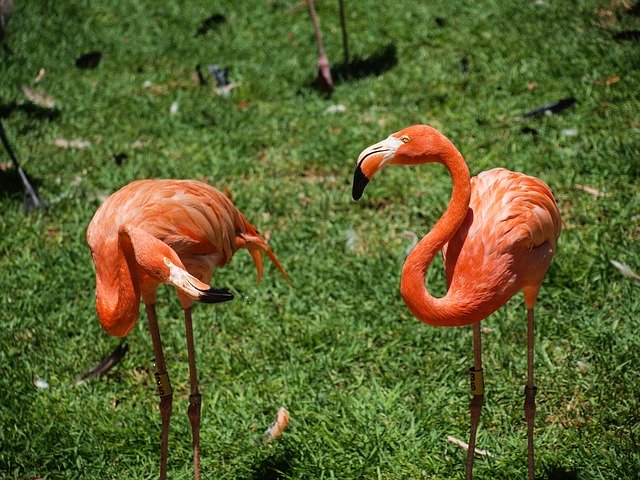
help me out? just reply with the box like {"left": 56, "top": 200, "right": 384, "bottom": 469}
{"left": 337, "top": 0, "right": 349, "bottom": 66}
{"left": 307, "top": 0, "right": 333, "bottom": 93}
{"left": 465, "top": 321, "right": 484, "bottom": 480}
{"left": 525, "top": 307, "right": 537, "bottom": 480}
{"left": 146, "top": 303, "right": 173, "bottom": 480}
{"left": 184, "top": 307, "right": 202, "bottom": 480}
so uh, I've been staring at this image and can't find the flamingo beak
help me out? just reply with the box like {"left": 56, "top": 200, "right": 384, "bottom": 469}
{"left": 352, "top": 163, "right": 369, "bottom": 201}
{"left": 352, "top": 135, "right": 403, "bottom": 200}
{"left": 198, "top": 287, "right": 234, "bottom": 304}
{"left": 165, "top": 257, "right": 234, "bottom": 304}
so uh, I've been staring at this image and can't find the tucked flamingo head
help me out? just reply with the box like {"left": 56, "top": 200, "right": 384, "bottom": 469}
{"left": 352, "top": 125, "right": 454, "bottom": 200}
{"left": 118, "top": 224, "right": 234, "bottom": 304}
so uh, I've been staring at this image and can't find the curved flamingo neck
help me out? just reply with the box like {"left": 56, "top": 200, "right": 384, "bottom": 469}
{"left": 400, "top": 144, "right": 472, "bottom": 326}
{"left": 93, "top": 238, "right": 141, "bottom": 338}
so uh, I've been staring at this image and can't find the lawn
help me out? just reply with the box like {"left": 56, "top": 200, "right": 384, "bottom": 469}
{"left": 1, "top": 0, "right": 639, "bottom": 479}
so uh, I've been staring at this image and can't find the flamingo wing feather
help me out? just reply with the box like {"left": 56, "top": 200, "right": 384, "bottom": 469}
{"left": 443, "top": 168, "right": 561, "bottom": 314}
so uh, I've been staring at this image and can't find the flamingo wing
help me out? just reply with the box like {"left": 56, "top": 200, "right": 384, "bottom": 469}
{"left": 97, "top": 179, "right": 286, "bottom": 283}
{"left": 87, "top": 178, "right": 286, "bottom": 335}
{"left": 468, "top": 168, "right": 561, "bottom": 254}
{"left": 443, "top": 168, "right": 561, "bottom": 311}
{"left": 135, "top": 180, "right": 244, "bottom": 263}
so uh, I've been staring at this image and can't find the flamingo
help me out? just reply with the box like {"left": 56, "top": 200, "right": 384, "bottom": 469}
{"left": 307, "top": 0, "right": 349, "bottom": 94}
{"left": 352, "top": 125, "right": 561, "bottom": 479}
{"left": 0, "top": 0, "right": 12, "bottom": 46}
{"left": 86, "top": 179, "right": 288, "bottom": 480}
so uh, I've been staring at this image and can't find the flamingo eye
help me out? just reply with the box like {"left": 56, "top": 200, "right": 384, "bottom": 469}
{"left": 400, "top": 135, "right": 410, "bottom": 143}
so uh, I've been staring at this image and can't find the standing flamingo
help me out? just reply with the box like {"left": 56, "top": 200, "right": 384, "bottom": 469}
{"left": 352, "top": 125, "right": 561, "bottom": 479}
{"left": 307, "top": 0, "right": 350, "bottom": 94}
{"left": 86, "top": 179, "right": 288, "bottom": 480}
{"left": 0, "top": 0, "right": 12, "bottom": 46}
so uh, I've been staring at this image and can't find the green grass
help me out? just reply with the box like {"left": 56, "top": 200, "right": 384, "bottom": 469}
{"left": 1, "top": 0, "right": 639, "bottom": 478}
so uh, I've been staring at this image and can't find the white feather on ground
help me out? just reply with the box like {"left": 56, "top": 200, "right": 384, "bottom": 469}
{"left": 610, "top": 260, "right": 640, "bottom": 282}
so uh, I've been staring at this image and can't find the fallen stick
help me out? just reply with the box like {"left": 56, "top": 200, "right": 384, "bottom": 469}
{"left": 446, "top": 435, "right": 495, "bottom": 458}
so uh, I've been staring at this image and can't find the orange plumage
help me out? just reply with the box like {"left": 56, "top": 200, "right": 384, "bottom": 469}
{"left": 436, "top": 167, "right": 561, "bottom": 326}
{"left": 87, "top": 179, "right": 287, "bottom": 337}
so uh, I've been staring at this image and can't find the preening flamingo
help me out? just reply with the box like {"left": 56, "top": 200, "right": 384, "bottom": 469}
{"left": 352, "top": 125, "right": 561, "bottom": 479}
{"left": 86, "top": 179, "right": 288, "bottom": 480}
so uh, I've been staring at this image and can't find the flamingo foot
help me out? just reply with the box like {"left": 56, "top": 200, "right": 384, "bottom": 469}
{"left": 465, "top": 392, "right": 484, "bottom": 480}
{"left": 146, "top": 304, "right": 173, "bottom": 480}
{"left": 157, "top": 391, "right": 173, "bottom": 480}
{"left": 188, "top": 393, "right": 202, "bottom": 480}
{"left": 524, "top": 384, "right": 537, "bottom": 480}
{"left": 316, "top": 55, "right": 333, "bottom": 94}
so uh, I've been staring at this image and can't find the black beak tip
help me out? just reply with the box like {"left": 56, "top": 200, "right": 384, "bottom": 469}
{"left": 200, "top": 287, "right": 234, "bottom": 304}
{"left": 352, "top": 164, "right": 369, "bottom": 201}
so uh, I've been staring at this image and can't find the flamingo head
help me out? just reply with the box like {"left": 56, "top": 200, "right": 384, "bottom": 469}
{"left": 352, "top": 125, "right": 450, "bottom": 200}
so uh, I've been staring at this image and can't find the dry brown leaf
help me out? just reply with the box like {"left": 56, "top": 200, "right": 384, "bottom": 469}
{"left": 325, "top": 104, "right": 347, "bottom": 114}
{"left": 21, "top": 86, "right": 56, "bottom": 108}
{"left": 596, "top": 8, "right": 618, "bottom": 28}
{"left": 34, "top": 68, "right": 46, "bottom": 83}
{"left": 446, "top": 435, "right": 495, "bottom": 457}
{"left": 54, "top": 138, "right": 91, "bottom": 149}
{"left": 190, "top": 70, "right": 201, "bottom": 85}
{"left": 131, "top": 139, "right": 149, "bottom": 149}
{"left": 595, "top": 75, "right": 621, "bottom": 86}
{"left": 574, "top": 184, "right": 606, "bottom": 197}
{"left": 145, "top": 80, "right": 191, "bottom": 95}
{"left": 596, "top": 0, "right": 635, "bottom": 28}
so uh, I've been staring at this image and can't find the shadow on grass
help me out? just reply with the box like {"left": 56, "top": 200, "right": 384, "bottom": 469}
{"left": 0, "top": 101, "right": 61, "bottom": 121}
{"left": 0, "top": 117, "right": 49, "bottom": 211}
{"left": 309, "top": 43, "right": 398, "bottom": 95}
{"left": 542, "top": 464, "right": 578, "bottom": 480}
{"left": 0, "top": 166, "right": 45, "bottom": 203}
{"left": 331, "top": 43, "right": 398, "bottom": 85}
{"left": 0, "top": 167, "right": 23, "bottom": 198}
{"left": 250, "top": 446, "right": 293, "bottom": 480}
